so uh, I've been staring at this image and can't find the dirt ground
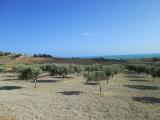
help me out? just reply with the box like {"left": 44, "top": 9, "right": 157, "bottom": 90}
{"left": 0, "top": 71, "right": 159, "bottom": 120}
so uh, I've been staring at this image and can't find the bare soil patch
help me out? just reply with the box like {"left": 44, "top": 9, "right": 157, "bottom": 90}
{"left": 0, "top": 72, "right": 160, "bottom": 120}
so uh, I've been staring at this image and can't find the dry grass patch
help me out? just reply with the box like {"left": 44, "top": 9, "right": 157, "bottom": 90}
{"left": 0, "top": 116, "right": 17, "bottom": 120}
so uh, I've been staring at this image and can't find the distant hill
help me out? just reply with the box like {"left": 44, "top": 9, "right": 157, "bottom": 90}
{"left": 0, "top": 53, "right": 127, "bottom": 66}
{"left": 1, "top": 51, "right": 160, "bottom": 66}
{"left": 0, "top": 54, "right": 54, "bottom": 65}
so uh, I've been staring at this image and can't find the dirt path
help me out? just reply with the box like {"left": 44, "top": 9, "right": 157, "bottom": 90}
{"left": 0, "top": 72, "right": 159, "bottom": 120}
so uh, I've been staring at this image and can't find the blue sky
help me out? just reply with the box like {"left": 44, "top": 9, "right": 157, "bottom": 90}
{"left": 0, "top": 0, "right": 160, "bottom": 57}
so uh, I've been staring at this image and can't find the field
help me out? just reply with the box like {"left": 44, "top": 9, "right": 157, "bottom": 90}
{"left": 0, "top": 71, "right": 159, "bottom": 120}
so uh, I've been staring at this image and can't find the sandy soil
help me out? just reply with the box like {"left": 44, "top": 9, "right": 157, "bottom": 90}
{"left": 0, "top": 71, "right": 159, "bottom": 120}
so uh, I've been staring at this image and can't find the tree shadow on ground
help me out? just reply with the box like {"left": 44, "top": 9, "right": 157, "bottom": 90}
{"left": 124, "top": 85, "right": 159, "bottom": 90}
{"left": 84, "top": 82, "right": 99, "bottom": 85}
{"left": 31, "top": 80, "right": 61, "bottom": 83}
{"left": 124, "top": 71, "right": 136, "bottom": 74}
{"left": 2, "top": 78, "right": 18, "bottom": 81}
{"left": 133, "top": 97, "right": 160, "bottom": 104}
{"left": 124, "top": 76, "right": 144, "bottom": 78}
{"left": 130, "top": 79, "right": 149, "bottom": 82}
{"left": 52, "top": 76, "right": 74, "bottom": 79}
{"left": 6, "top": 75, "right": 17, "bottom": 78}
{"left": 57, "top": 91, "right": 84, "bottom": 95}
{"left": 0, "top": 86, "right": 22, "bottom": 90}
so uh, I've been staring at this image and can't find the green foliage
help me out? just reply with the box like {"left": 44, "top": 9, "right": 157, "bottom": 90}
{"left": 58, "top": 65, "right": 72, "bottom": 78}
{"left": 18, "top": 66, "right": 42, "bottom": 80}
{"left": 74, "top": 65, "right": 84, "bottom": 74}
{"left": 0, "top": 65, "right": 6, "bottom": 73}
{"left": 104, "top": 68, "right": 112, "bottom": 78}
{"left": 84, "top": 71, "right": 106, "bottom": 83}
{"left": 84, "top": 71, "right": 107, "bottom": 93}
{"left": 84, "top": 64, "right": 124, "bottom": 83}
{"left": 84, "top": 72, "right": 95, "bottom": 82}
{"left": 42, "top": 64, "right": 76, "bottom": 78}
{"left": 84, "top": 64, "right": 105, "bottom": 72}
{"left": 126, "top": 64, "right": 160, "bottom": 80}
{"left": 13, "top": 64, "right": 27, "bottom": 73}
{"left": 126, "top": 64, "right": 146, "bottom": 74}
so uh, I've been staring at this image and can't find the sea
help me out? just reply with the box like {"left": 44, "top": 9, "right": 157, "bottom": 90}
{"left": 90, "top": 53, "right": 160, "bottom": 60}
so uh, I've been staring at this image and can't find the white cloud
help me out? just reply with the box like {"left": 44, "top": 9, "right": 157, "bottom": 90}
{"left": 82, "top": 32, "right": 93, "bottom": 36}
{"left": 82, "top": 32, "right": 99, "bottom": 36}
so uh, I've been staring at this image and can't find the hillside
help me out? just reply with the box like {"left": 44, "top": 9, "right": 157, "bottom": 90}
{"left": 0, "top": 55, "right": 54, "bottom": 65}
{"left": 0, "top": 54, "right": 127, "bottom": 66}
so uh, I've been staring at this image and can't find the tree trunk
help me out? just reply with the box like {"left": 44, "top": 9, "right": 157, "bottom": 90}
{"left": 99, "top": 82, "right": 102, "bottom": 93}
{"left": 34, "top": 78, "right": 37, "bottom": 88}
{"left": 63, "top": 74, "right": 65, "bottom": 79}
{"left": 107, "top": 78, "right": 108, "bottom": 84}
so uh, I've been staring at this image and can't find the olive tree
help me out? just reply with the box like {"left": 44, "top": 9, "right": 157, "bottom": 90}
{"left": 149, "top": 66, "right": 159, "bottom": 80}
{"left": 126, "top": 64, "right": 160, "bottom": 80}
{"left": 110, "top": 65, "right": 124, "bottom": 78}
{"left": 104, "top": 68, "right": 112, "bottom": 84}
{"left": 44, "top": 64, "right": 75, "bottom": 79}
{"left": 13, "top": 64, "right": 27, "bottom": 74}
{"left": 84, "top": 64, "right": 104, "bottom": 72}
{"left": 84, "top": 71, "right": 106, "bottom": 93}
{"left": 74, "top": 65, "right": 84, "bottom": 74}
{"left": 126, "top": 64, "right": 146, "bottom": 74}
{"left": 145, "top": 66, "right": 151, "bottom": 78}
{"left": 18, "top": 66, "right": 42, "bottom": 88}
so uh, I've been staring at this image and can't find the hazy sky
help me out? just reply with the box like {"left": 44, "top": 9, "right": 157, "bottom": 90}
{"left": 0, "top": 0, "right": 160, "bottom": 57}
